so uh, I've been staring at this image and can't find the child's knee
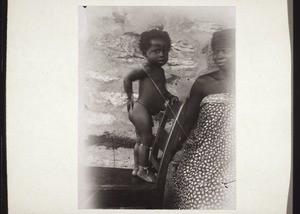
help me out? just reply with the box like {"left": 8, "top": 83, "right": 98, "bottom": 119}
{"left": 141, "top": 134, "right": 153, "bottom": 145}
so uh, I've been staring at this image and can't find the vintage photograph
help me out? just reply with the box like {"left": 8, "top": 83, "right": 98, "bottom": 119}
{"left": 78, "top": 6, "right": 236, "bottom": 209}
{"left": 5, "top": 0, "right": 291, "bottom": 213}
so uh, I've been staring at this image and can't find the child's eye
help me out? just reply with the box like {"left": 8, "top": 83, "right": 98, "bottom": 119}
{"left": 154, "top": 50, "right": 160, "bottom": 54}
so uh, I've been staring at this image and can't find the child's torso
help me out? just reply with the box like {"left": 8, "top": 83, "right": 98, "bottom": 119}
{"left": 137, "top": 68, "right": 167, "bottom": 115}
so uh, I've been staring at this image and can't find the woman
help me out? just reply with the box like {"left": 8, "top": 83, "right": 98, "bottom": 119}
{"left": 172, "top": 29, "right": 236, "bottom": 209}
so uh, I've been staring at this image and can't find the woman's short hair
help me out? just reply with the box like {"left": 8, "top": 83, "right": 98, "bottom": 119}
{"left": 211, "top": 29, "right": 235, "bottom": 50}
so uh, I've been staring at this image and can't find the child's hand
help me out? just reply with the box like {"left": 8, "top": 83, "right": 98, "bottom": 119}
{"left": 171, "top": 149, "right": 184, "bottom": 164}
{"left": 127, "top": 99, "right": 134, "bottom": 111}
{"left": 169, "top": 96, "right": 179, "bottom": 105}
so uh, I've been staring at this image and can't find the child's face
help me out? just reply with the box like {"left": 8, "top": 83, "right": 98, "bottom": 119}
{"left": 212, "top": 47, "right": 235, "bottom": 70}
{"left": 145, "top": 39, "right": 170, "bottom": 66}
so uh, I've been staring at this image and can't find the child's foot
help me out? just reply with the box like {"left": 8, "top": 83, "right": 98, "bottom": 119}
{"left": 132, "top": 165, "right": 139, "bottom": 176}
{"left": 137, "top": 166, "right": 156, "bottom": 183}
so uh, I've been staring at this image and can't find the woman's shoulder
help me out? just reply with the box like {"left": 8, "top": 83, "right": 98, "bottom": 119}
{"left": 193, "top": 74, "right": 215, "bottom": 91}
{"left": 191, "top": 73, "right": 223, "bottom": 99}
{"left": 195, "top": 74, "right": 214, "bottom": 83}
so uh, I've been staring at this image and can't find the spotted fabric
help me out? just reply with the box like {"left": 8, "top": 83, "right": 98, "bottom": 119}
{"left": 173, "top": 93, "right": 235, "bottom": 209}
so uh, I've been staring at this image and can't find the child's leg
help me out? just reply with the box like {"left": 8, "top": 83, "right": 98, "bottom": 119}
{"left": 133, "top": 128, "right": 141, "bottom": 166}
{"left": 129, "top": 102, "right": 156, "bottom": 182}
{"left": 129, "top": 103, "right": 153, "bottom": 166}
{"left": 132, "top": 128, "right": 140, "bottom": 176}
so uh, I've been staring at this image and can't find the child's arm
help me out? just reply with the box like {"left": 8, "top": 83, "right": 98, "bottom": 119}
{"left": 162, "top": 72, "right": 178, "bottom": 105}
{"left": 165, "top": 90, "right": 179, "bottom": 105}
{"left": 123, "top": 68, "right": 147, "bottom": 111}
{"left": 162, "top": 83, "right": 178, "bottom": 105}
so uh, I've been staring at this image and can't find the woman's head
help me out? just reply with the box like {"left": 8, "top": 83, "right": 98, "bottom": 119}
{"left": 211, "top": 29, "right": 235, "bottom": 71}
{"left": 139, "top": 29, "right": 171, "bottom": 66}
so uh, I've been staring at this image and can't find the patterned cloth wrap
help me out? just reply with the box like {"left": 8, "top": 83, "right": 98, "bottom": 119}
{"left": 173, "top": 93, "right": 235, "bottom": 209}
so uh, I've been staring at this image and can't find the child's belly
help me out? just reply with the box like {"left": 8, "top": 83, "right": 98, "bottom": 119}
{"left": 138, "top": 78, "right": 167, "bottom": 115}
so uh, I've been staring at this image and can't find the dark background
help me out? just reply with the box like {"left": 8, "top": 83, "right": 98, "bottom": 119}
{"left": 0, "top": 0, "right": 7, "bottom": 213}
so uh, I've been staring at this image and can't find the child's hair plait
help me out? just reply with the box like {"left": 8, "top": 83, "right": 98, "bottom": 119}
{"left": 139, "top": 29, "right": 171, "bottom": 56}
